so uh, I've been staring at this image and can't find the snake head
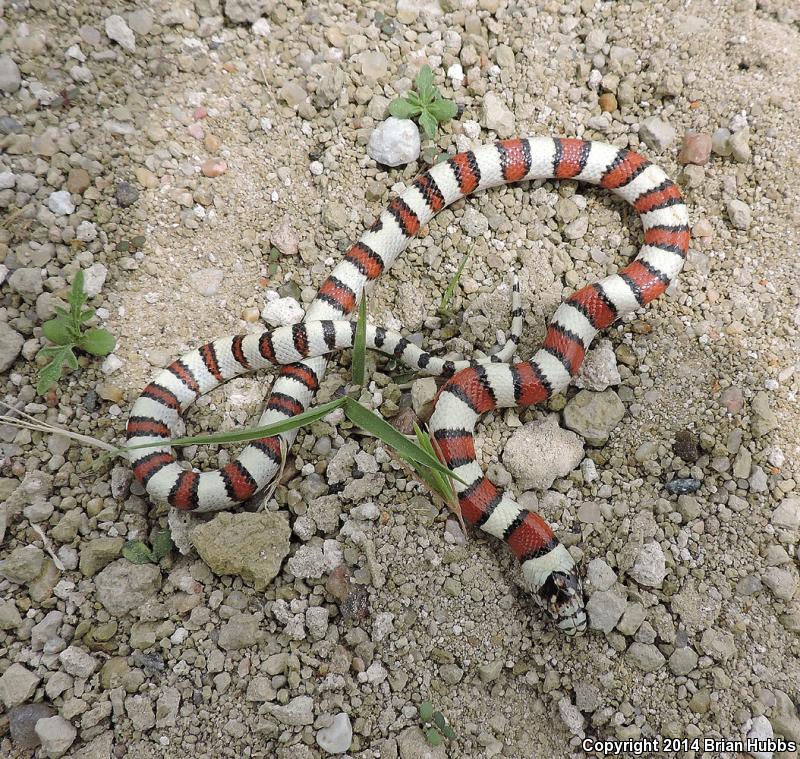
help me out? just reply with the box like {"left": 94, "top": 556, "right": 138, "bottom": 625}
{"left": 537, "top": 569, "right": 587, "bottom": 637}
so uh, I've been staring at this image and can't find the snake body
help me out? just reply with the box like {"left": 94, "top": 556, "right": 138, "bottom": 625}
{"left": 128, "top": 137, "right": 689, "bottom": 636}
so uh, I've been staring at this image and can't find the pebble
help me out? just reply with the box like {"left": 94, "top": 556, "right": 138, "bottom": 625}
{"left": 598, "top": 93, "right": 617, "bottom": 112}
{"left": 367, "top": 117, "right": 420, "bottom": 167}
{"left": 0, "top": 664, "right": 40, "bottom": 708}
{"left": 0, "top": 54, "right": 22, "bottom": 93}
{"left": 192, "top": 512, "right": 290, "bottom": 590}
{"left": 9, "top": 703, "right": 55, "bottom": 750}
{"left": 585, "top": 588, "right": 626, "bottom": 633}
{"left": 94, "top": 560, "right": 162, "bottom": 616}
{"left": 47, "top": 191, "right": 75, "bottom": 216}
{"left": 629, "top": 542, "right": 667, "bottom": 588}
{"left": 720, "top": 386, "right": 744, "bottom": 413}
{"left": 729, "top": 128, "right": 751, "bottom": 162}
{"left": 261, "top": 695, "right": 314, "bottom": 726}
{"left": 105, "top": 14, "right": 136, "bottom": 52}
{"left": 272, "top": 219, "right": 299, "bottom": 256}
{"left": 563, "top": 389, "right": 625, "bottom": 446}
{"left": 115, "top": 181, "right": 139, "bottom": 207}
{"left": 639, "top": 117, "right": 676, "bottom": 151}
{"left": 316, "top": 712, "right": 353, "bottom": 754}
{"left": 502, "top": 415, "right": 583, "bottom": 490}
{"left": 34, "top": 715, "right": 77, "bottom": 758}
{"left": 711, "top": 127, "right": 732, "bottom": 156}
{"left": 219, "top": 613, "right": 262, "bottom": 650}
{"left": 626, "top": 642, "right": 665, "bottom": 672}
{"left": 677, "top": 133, "right": 712, "bottom": 165}
{"left": 59, "top": 646, "right": 99, "bottom": 678}
{"left": 201, "top": 158, "right": 228, "bottom": 177}
{"left": 746, "top": 715, "right": 775, "bottom": 759}
{"left": 772, "top": 497, "right": 800, "bottom": 530}
{"left": 0, "top": 322, "right": 24, "bottom": 372}
{"left": 586, "top": 558, "right": 617, "bottom": 591}
{"left": 8, "top": 268, "right": 43, "bottom": 300}
{"left": 751, "top": 391, "right": 778, "bottom": 436}
{"left": 1, "top": 544, "right": 45, "bottom": 584}
{"left": 482, "top": 92, "right": 515, "bottom": 137}
{"left": 575, "top": 340, "right": 620, "bottom": 391}
{"left": 726, "top": 198, "right": 752, "bottom": 230}
{"left": 665, "top": 478, "right": 701, "bottom": 495}
{"left": 673, "top": 429, "right": 700, "bottom": 462}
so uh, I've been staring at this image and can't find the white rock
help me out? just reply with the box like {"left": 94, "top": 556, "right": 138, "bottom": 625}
{"left": 0, "top": 54, "right": 21, "bottom": 93}
{"left": 481, "top": 92, "right": 515, "bottom": 137}
{"left": 727, "top": 198, "right": 751, "bottom": 230}
{"left": 461, "top": 206, "right": 489, "bottom": 237}
{"left": 66, "top": 44, "right": 86, "bottom": 62}
{"left": 639, "top": 117, "right": 676, "bottom": 152}
{"left": 81, "top": 263, "right": 108, "bottom": 298}
{"left": 59, "top": 646, "right": 99, "bottom": 678}
{"left": 558, "top": 697, "right": 585, "bottom": 735}
{"left": 586, "top": 558, "right": 617, "bottom": 591}
{"left": 47, "top": 191, "right": 75, "bottom": 216}
{"left": 629, "top": 541, "right": 667, "bottom": 588}
{"left": 76, "top": 220, "right": 98, "bottom": 242}
{"left": 34, "top": 715, "right": 76, "bottom": 758}
{"left": 772, "top": 497, "right": 800, "bottom": 530}
{"left": 0, "top": 171, "right": 16, "bottom": 189}
{"left": 252, "top": 18, "right": 271, "bottom": 36}
{"left": 746, "top": 715, "right": 774, "bottom": 759}
{"left": 502, "top": 414, "right": 584, "bottom": 490}
{"left": 316, "top": 712, "right": 353, "bottom": 754}
{"left": 575, "top": 339, "right": 621, "bottom": 391}
{"left": 262, "top": 296, "right": 304, "bottom": 326}
{"left": 101, "top": 354, "right": 123, "bottom": 375}
{"left": 367, "top": 117, "right": 421, "bottom": 167}
{"left": 105, "top": 14, "right": 136, "bottom": 52}
{"left": 447, "top": 63, "right": 464, "bottom": 83}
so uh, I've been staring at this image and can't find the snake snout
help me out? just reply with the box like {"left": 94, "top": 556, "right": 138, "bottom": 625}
{"left": 538, "top": 570, "right": 587, "bottom": 637}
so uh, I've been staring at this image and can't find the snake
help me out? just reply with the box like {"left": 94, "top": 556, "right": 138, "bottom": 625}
{"left": 127, "top": 137, "right": 689, "bottom": 636}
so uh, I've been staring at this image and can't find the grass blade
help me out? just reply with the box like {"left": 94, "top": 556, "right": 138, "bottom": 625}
{"left": 125, "top": 397, "right": 346, "bottom": 452}
{"left": 342, "top": 398, "right": 463, "bottom": 483}
{"left": 438, "top": 253, "right": 470, "bottom": 316}
{"left": 351, "top": 294, "right": 368, "bottom": 387}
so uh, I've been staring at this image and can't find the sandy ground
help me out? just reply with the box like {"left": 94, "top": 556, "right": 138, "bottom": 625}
{"left": 1, "top": 0, "right": 800, "bottom": 757}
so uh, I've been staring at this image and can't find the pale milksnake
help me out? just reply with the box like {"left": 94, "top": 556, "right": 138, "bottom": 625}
{"left": 127, "top": 137, "right": 690, "bottom": 636}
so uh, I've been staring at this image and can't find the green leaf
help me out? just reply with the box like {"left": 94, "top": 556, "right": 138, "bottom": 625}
{"left": 125, "top": 397, "right": 347, "bottom": 452}
{"left": 438, "top": 253, "right": 470, "bottom": 316}
{"left": 419, "top": 110, "right": 438, "bottom": 140}
{"left": 64, "top": 348, "right": 78, "bottom": 370}
{"left": 427, "top": 98, "right": 458, "bottom": 123}
{"left": 342, "top": 398, "right": 464, "bottom": 484}
{"left": 122, "top": 540, "right": 155, "bottom": 564}
{"left": 79, "top": 308, "right": 96, "bottom": 323}
{"left": 433, "top": 712, "right": 447, "bottom": 730}
{"left": 442, "top": 723, "right": 456, "bottom": 740}
{"left": 69, "top": 269, "right": 87, "bottom": 314}
{"left": 418, "top": 701, "right": 434, "bottom": 723}
{"left": 416, "top": 65, "right": 435, "bottom": 103}
{"left": 42, "top": 318, "right": 74, "bottom": 346}
{"left": 52, "top": 306, "right": 70, "bottom": 319}
{"left": 425, "top": 728, "right": 442, "bottom": 747}
{"left": 36, "top": 357, "right": 65, "bottom": 395}
{"left": 151, "top": 529, "right": 173, "bottom": 561}
{"left": 79, "top": 328, "right": 116, "bottom": 356}
{"left": 352, "top": 295, "right": 368, "bottom": 387}
{"left": 389, "top": 98, "right": 422, "bottom": 119}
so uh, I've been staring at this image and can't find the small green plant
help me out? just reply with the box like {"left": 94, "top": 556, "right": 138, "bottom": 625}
{"left": 389, "top": 65, "right": 458, "bottom": 140}
{"left": 122, "top": 529, "right": 173, "bottom": 565}
{"left": 37, "top": 270, "right": 116, "bottom": 395}
{"left": 419, "top": 700, "right": 457, "bottom": 746}
{"left": 437, "top": 253, "right": 470, "bottom": 319}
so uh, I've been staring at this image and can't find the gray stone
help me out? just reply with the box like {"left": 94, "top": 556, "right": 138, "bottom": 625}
{"left": 192, "top": 512, "right": 290, "bottom": 590}
{"left": 626, "top": 642, "right": 665, "bottom": 672}
{"left": 639, "top": 117, "right": 676, "bottom": 151}
{"left": 261, "top": 695, "right": 314, "bottom": 726}
{"left": 105, "top": 15, "right": 136, "bottom": 52}
{"left": 59, "top": 646, "right": 99, "bottom": 679}
{"left": 155, "top": 687, "right": 181, "bottom": 727}
{"left": 586, "top": 588, "right": 627, "bottom": 633}
{"left": 700, "top": 628, "right": 736, "bottom": 660}
{"left": 219, "top": 613, "right": 262, "bottom": 650}
{"left": 762, "top": 567, "right": 798, "bottom": 601}
{"left": 316, "top": 712, "right": 353, "bottom": 754}
{"left": 9, "top": 703, "right": 55, "bottom": 750}
{"left": 94, "top": 559, "right": 162, "bottom": 616}
{"left": 0, "top": 54, "right": 21, "bottom": 93}
{"left": 115, "top": 181, "right": 139, "bottom": 207}
{"left": 224, "top": 0, "right": 272, "bottom": 23}
{"left": 617, "top": 603, "right": 645, "bottom": 636}
{"left": 772, "top": 498, "right": 800, "bottom": 530}
{"left": 502, "top": 415, "right": 584, "bottom": 490}
{"left": 125, "top": 694, "right": 155, "bottom": 731}
{"left": 586, "top": 559, "right": 617, "bottom": 591}
{"left": 0, "top": 664, "right": 41, "bottom": 708}
{"left": 79, "top": 538, "right": 124, "bottom": 577}
{"left": 0, "top": 600, "right": 23, "bottom": 630}
{"left": 575, "top": 340, "right": 621, "bottom": 391}
{"left": 478, "top": 659, "right": 504, "bottom": 684}
{"left": 0, "top": 544, "right": 45, "bottom": 584}
{"left": 629, "top": 542, "right": 667, "bottom": 588}
{"left": 0, "top": 322, "right": 24, "bottom": 372}
{"left": 8, "top": 268, "right": 44, "bottom": 300}
{"left": 34, "top": 715, "right": 76, "bottom": 758}
{"left": 563, "top": 389, "right": 625, "bottom": 446}
{"left": 245, "top": 676, "right": 276, "bottom": 702}
{"left": 439, "top": 663, "right": 463, "bottom": 684}
{"left": 481, "top": 92, "right": 515, "bottom": 137}
{"left": 31, "top": 610, "right": 63, "bottom": 651}
{"left": 47, "top": 191, "right": 75, "bottom": 216}
{"left": 751, "top": 392, "right": 778, "bottom": 437}
{"left": 367, "top": 117, "right": 421, "bottom": 167}
{"left": 668, "top": 646, "right": 698, "bottom": 675}
{"left": 726, "top": 198, "right": 751, "bottom": 230}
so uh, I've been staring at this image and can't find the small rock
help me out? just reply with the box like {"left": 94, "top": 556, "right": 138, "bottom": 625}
{"left": 223, "top": 0, "right": 273, "bottom": 24}
{"left": 478, "top": 659, "right": 504, "bottom": 684}
{"left": 272, "top": 219, "right": 299, "bottom": 256}
{"left": 192, "top": 512, "right": 290, "bottom": 590}
{"left": 8, "top": 268, "right": 44, "bottom": 300}
{"left": 762, "top": 567, "right": 798, "bottom": 601}
{"left": 639, "top": 117, "right": 676, "bottom": 152}
{"left": 665, "top": 478, "right": 701, "bottom": 495}
{"left": 502, "top": 415, "right": 584, "bottom": 490}
{"left": 115, "top": 181, "right": 139, "bottom": 207}
{"left": 772, "top": 498, "right": 800, "bottom": 530}
{"left": 746, "top": 715, "right": 774, "bottom": 759}
{"left": 0, "top": 55, "right": 22, "bottom": 93}
{"left": 59, "top": 646, "right": 99, "bottom": 679}
{"left": 83, "top": 263, "right": 108, "bottom": 296}
{"left": 105, "top": 14, "right": 136, "bottom": 52}
{"left": 751, "top": 391, "right": 778, "bottom": 437}
{"left": 261, "top": 695, "right": 314, "bottom": 726}
{"left": 0, "top": 322, "right": 24, "bottom": 372}
{"left": 558, "top": 697, "right": 584, "bottom": 735}
{"left": 626, "top": 642, "right": 665, "bottom": 672}
{"left": 66, "top": 168, "right": 91, "bottom": 194}
{"left": 219, "top": 613, "right": 262, "bottom": 650}
{"left": 586, "top": 558, "right": 617, "bottom": 591}
{"left": 729, "top": 128, "right": 751, "bottom": 162}
{"left": 397, "top": 726, "right": 447, "bottom": 759}
{"left": 9, "top": 703, "right": 55, "bottom": 750}
{"left": 563, "top": 389, "right": 625, "bottom": 446}
{"left": 673, "top": 429, "right": 700, "bottom": 462}
{"left": 367, "top": 117, "right": 421, "bottom": 167}
{"left": 47, "top": 191, "right": 75, "bottom": 216}
{"left": 700, "top": 628, "right": 736, "bottom": 660}
{"left": 726, "top": 198, "right": 751, "bottom": 230}
{"left": 668, "top": 646, "right": 698, "bottom": 675}
{"left": 0, "top": 544, "right": 45, "bottom": 584}
{"left": 481, "top": 92, "right": 515, "bottom": 137}
{"left": 125, "top": 694, "right": 155, "bottom": 731}
{"left": 677, "top": 133, "right": 712, "bottom": 165}
{"left": 575, "top": 340, "right": 620, "bottom": 391}
{"left": 201, "top": 158, "right": 227, "bottom": 177}
{"left": 599, "top": 93, "right": 617, "bottom": 112}
{"left": 316, "top": 712, "right": 353, "bottom": 754}
{"left": 94, "top": 560, "right": 162, "bottom": 616}
{"left": 34, "top": 715, "right": 76, "bottom": 758}
{"left": 79, "top": 537, "right": 124, "bottom": 577}
{"left": 711, "top": 128, "right": 732, "bottom": 156}
{"left": 586, "top": 588, "right": 626, "bottom": 633}
{"left": 720, "top": 386, "right": 744, "bottom": 413}
{"left": 0, "top": 664, "right": 40, "bottom": 708}
{"left": 629, "top": 542, "right": 667, "bottom": 588}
